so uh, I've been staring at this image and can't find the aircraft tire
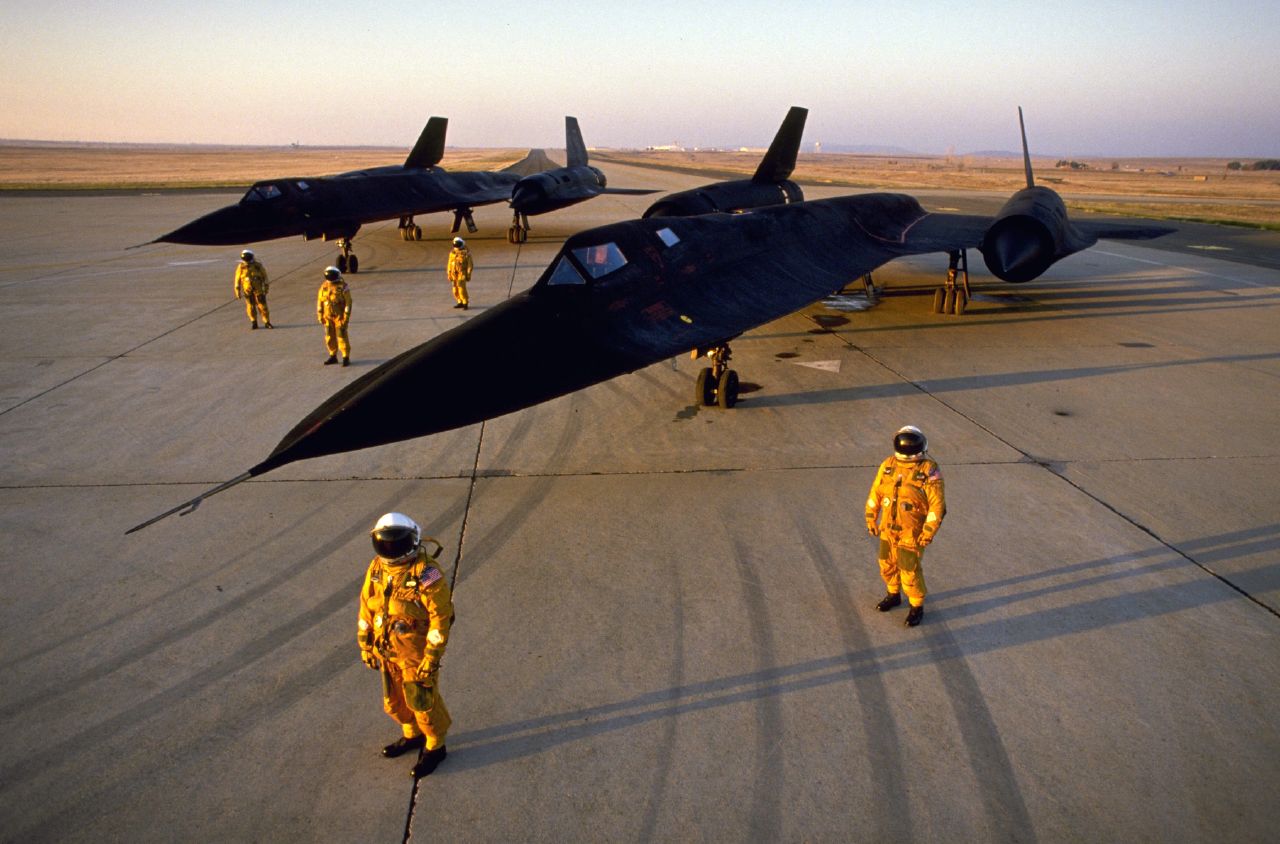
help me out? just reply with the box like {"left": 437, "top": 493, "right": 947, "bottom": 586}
{"left": 953, "top": 292, "right": 968, "bottom": 315}
{"left": 414, "top": 226, "right": 422, "bottom": 241}
{"left": 932, "top": 288, "right": 945, "bottom": 313}
{"left": 348, "top": 255, "right": 360, "bottom": 274}
{"left": 717, "top": 370, "right": 739, "bottom": 409}
{"left": 695, "top": 367, "right": 715, "bottom": 406}
{"left": 943, "top": 289, "right": 956, "bottom": 314}
{"left": 337, "top": 255, "right": 348, "bottom": 273}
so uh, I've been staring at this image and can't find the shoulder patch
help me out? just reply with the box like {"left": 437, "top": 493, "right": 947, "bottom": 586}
{"left": 420, "top": 566, "right": 443, "bottom": 587}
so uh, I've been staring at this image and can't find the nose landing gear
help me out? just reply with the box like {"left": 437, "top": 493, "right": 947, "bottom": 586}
{"left": 335, "top": 238, "right": 359, "bottom": 274}
{"left": 693, "top": 343, "right": 739, "bottom": 408}
{"left": 507, "top": 211, "right": 530, "bottom": 244}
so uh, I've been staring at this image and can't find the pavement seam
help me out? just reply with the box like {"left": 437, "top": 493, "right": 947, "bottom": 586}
{"left": 0, "top": 251, "right": 329, "bottom": 420}
{"left": 832, "top": 314, "right": 1280, "bottom": 621}
{"left": 403, "top": 233, "right": 519, "bottom": 841}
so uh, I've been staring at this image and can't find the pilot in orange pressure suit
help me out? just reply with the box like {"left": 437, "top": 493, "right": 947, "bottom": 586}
{"left": 357, "top": 512, "right": 453, "bottom": 778}
{"left": 865, "top": 425, "right": 946, "bottom": 627}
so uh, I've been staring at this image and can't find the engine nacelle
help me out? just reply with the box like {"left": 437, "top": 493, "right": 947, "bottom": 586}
{"left": 980, "top": 186, "right": 1094, "bottom": 283}
{"left": 643, "top": 179, "right": 803, "bottom": 219}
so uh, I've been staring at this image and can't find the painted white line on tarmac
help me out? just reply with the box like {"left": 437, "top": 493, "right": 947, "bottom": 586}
{"left": 1091, "top": 248, "right": 1276, "bottom": 289}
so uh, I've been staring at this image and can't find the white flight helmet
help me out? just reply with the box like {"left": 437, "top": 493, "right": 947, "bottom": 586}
{"left": 240, "top": 249, "right": 254, "bottom": 261}
{"left": 452, "top": 237, "right": 465, "bottom": 248}
{"left": 370, "top": 512, "right": 421, "bottom": 562}
{"left": 323, "top": 266, "right": 342, "bottom": 281}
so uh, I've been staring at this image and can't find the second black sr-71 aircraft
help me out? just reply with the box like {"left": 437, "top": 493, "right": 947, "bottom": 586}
{"left": 643, "top": 105, "right": 808, "bottom": 218}
{"left": 155, "top": 117, "right": 530, "bottom": 272}
{"left": 130, "top": 108, "right": 1172, "bottom": 533}
{"left": 505, "top": 116, "right": 658, "bottom": 243}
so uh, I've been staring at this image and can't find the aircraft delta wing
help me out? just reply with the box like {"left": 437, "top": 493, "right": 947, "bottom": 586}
{"left": 129, "top": 108, "right": 1173, "bottom": 534}
{"left": 154, "top": 117, "right": 536, "bottom": 273}
{"left": 643, "top": 106, "right": 808, "bottom": 218}
{"left": 505, "top": 116, "right": 658, "bottom": 243}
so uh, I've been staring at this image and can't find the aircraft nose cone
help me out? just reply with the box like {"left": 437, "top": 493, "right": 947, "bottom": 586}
{"left": 252, "top": 293, "right": 627, "bottom": 476}
{"left": 156, "top": 203, "right": 263, "bottom": 246}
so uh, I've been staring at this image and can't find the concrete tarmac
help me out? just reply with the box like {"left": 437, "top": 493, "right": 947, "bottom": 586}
{"left": 0, "top": 163, "right": 1277, "bottom": 842}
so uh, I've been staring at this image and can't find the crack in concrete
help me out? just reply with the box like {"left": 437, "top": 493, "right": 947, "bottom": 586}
{"left": 828, "top": 313, "right": 1280, "bottom": 621}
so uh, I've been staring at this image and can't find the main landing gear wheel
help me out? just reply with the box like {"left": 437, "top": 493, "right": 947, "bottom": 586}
{"left": 716, "top": 369, "right": 740, "bottom": 409}
{"left": 695, "top": 367, "right": 716, "bottom": 406}
{"left": 932, "top": 249, "right": 969, "bottom": 315}
{"left": 693, "top": 343, "right": 739, "bottom": 408}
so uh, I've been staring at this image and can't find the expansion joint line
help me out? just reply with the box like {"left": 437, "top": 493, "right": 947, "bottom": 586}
{"left": 831, "top": 319, "right": 1278, "bottom": 621}
{"left": 409, "top": 235, "right": 523, "bottom": 838}
{"left": 0, "top": 249, "right": 333, "bottom": 421}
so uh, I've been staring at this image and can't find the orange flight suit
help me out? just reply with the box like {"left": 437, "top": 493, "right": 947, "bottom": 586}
{"left": 317, "top": 278, "right": 352, "bottom": 359}
{"left": 446, "top": 247, "right": 472, "bottom": 307}
{"left": 865, "top": 454, "right": 946, "bottom": 607}
{"left": 357, "top": 545, "right": 453, "bottom": 749}
{"left": 234, "top": 259, "right": 270, "bottom": 326}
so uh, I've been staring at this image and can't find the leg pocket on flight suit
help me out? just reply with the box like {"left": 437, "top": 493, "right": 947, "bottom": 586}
{"left": 878, "top": 539, "right": 892, "bottom": 559}
{"left": 404, "top": 681, "right": 435, "bottom": 713}
{"left": 896, "top": 548, "right": 920, "bottom": 572}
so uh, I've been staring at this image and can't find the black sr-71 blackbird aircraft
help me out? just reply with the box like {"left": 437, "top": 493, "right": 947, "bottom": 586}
{"left": 129, "top": 108, "right": 1172, "bottom": 533}
{"left": 643, "top": 106, "right": 808, "bottom": 218}
{"left": 505, "top": 116, "right": 658, "bottom": 243}
{"left": 154, "top": 117, "right": 530, "bottom": 272}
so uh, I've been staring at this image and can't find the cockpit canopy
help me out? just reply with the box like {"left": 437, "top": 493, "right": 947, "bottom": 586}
{"left": 539, "top": 224, "right": 682, "bottom": 289}
{"left": 545, "top": 240, "right": 629, "bottom": 287}
{"left": 240, "top": 179, "right": 311, "bottom": 203}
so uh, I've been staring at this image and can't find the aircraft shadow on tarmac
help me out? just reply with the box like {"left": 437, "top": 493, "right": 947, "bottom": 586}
{"left": 743, "top": 352, "right": 1280, "bottom": 411}
{"left": 441, "top": 524, "right": 1280, "bottom": 777}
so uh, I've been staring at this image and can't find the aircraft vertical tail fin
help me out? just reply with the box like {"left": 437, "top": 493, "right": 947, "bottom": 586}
{"left": 405, "top": 117, "right": 448, "bottom": 168}
{"left": 752, "top": 106, "right": 808, "bottom": 183}
{"left": 1017, "top": 106, "right": 1034, "bottom": 189}
{"left": 565, "top": 116, "right": 588, "bottom": 167}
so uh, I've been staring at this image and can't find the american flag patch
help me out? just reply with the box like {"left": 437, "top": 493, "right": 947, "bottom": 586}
{"left": 420, "top": 566, "right": 442, "bottom": 587}
{"left": 928, "top": 467, "right": 942, "bottom": 481}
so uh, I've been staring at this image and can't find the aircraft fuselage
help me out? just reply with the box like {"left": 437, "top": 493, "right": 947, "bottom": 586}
{"left": 509, "top": 165, "right": 609, "bottom": 217}
{"left": 157, "top": 166, "right": 521, "bottom": 246}
{"left": 256, "top": 192, "right": 933, "bottom": 472}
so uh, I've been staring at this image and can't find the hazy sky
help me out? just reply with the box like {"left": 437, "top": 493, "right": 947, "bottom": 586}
{"left": 1, "top": 0, "right": 1276, "bottom": 156}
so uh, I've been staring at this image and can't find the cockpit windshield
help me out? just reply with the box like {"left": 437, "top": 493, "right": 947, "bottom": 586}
{"left": 546, "top": 256, "right": 587, "bottom": 286}
{"left": 242, "top": 183, "right": 284, "bottom": 202}
{"left": 570, "top": 242, "right": 627, "bottom": 278}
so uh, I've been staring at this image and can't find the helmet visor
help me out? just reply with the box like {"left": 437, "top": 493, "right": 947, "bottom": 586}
{"left": 372, "top": 526, "right": 417, "bottom": 560}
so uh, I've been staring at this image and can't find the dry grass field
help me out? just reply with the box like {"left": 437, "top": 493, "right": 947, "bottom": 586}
{"left": 1, "top": 142, "right": 1276, "bottom": 228}
{"left": 0, "top": 144, "right": 531, "bottom": 191}
{"left": 595, "top": 149, "right": 1280, "bottom": 229}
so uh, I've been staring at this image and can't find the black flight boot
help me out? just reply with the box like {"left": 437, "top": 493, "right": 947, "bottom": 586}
{"left": 250, "top": 321, "right": 258, "bottom": 329}
{"left": 265, "top": 322, "right": 274, "bottom": 329}
{"left": 341, "top": 356, "right": 350, "bottom": 367}
{"left": 411, "top": 745, "right": 447, "bottom": 778}
{"left": 875, "top": 592, "right": 902, "bottom": 612}
{"left": 905, "top": 605, "right": 924, "bottom": 627}
{"left": 323, "top": 354, "right": 338, "bottom": 365}
{"left": 382, "top": 735, "right": 425, "bottom": 758}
